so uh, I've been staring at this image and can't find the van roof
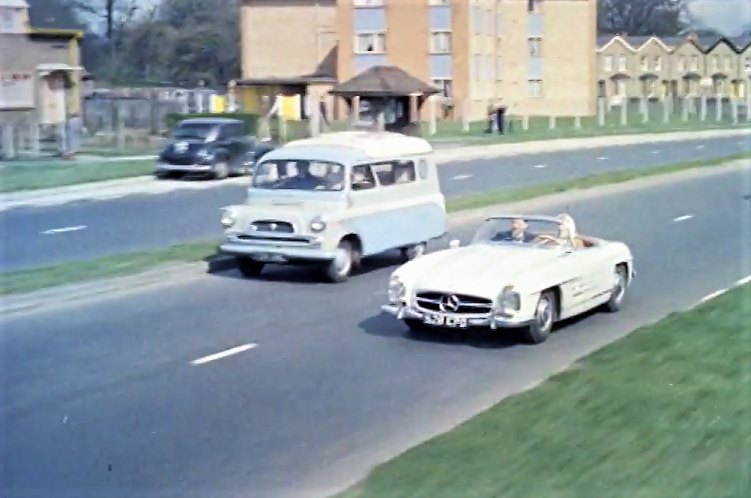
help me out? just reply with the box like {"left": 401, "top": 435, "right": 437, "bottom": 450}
{"left": 281, "top": 131, "right": 433, "bottom": 160}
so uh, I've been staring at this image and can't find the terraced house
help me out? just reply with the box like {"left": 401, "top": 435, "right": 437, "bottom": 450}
{"left": 237, "top": 0, "right": 598, "bottom": 121}
{"left": 0, "top": 0, "right": 84, "bottom": 125}
{"left": 596, "top": 32, "right": 751, "bottom": 104}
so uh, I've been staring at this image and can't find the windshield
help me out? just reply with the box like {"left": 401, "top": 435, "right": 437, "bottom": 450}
{"left": 172, "top": 123, "right": 214, "bottom": 140}
{"left": 471, "top": 216, "right": 575, "bottom": 249}
{"left": 252, "top": 160, "right": 346, "bottom": 191}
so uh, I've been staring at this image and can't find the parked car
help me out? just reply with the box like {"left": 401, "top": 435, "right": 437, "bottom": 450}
{"left": 381, "top": 214, "right": 635, "bottom": 344}
{"left": 155, "top": 118, "right": 276, "bottom": 180}
{"left": 218, "top": 131, "right": 448, "bottom": 282}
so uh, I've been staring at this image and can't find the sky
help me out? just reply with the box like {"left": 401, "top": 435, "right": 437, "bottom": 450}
{"left": 689, "top": 0, "right": 751, "bottom": 35}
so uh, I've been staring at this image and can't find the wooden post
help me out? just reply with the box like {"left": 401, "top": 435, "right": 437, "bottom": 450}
{"left": 731, "top": 98, "right": 739, "bottom": 124}
{"left": 682, "top": 97, "right": 689, "bottom": 121}
{"left": 308, "top": 96, "right": 320, "bottom": 137}
{"left": 715, "top": 97, "right": 723, "bottom": 122}
{"left": 461, "top": 100, "right": 470, "bottom": 133}
{"left": 548, "top": 115, "right": 555, "bottom": 129}
{"left": 351, "top": 96, "right": 360, "bottom": 127}
{"left": 574, "top": 116, "right": 581, "bottom": 129}
{"left": 620, "top": 100, "right": 627, "bottom": 125}
{"left": 700, "top": 95, "right": 707, "bottom": 121}
{"left": 597, "top": 97, "right": 606, "bottom": 126}
{"left": 427, "top": 95, "right": 437, "bottom": 135}
{"left": 662, "top": 98, "right": 670, "bottom": 124}
{"left": 522, "top": 115, "right": 529, "bottom": 131}
{"left": 641, "top": 97, "right": 648, "bottom": 123}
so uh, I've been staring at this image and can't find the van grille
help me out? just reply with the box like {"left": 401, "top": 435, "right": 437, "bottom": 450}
{"left": 249, "top": 220, "right": 294, "bottom": 233}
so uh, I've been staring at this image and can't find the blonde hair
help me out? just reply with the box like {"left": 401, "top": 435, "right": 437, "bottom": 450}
{"left": 557, "top": 214, "right": 576, "bottom": 243}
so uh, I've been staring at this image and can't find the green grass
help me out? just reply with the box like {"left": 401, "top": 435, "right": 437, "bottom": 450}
{"left": 1, "top": 152, "right": 747, "bottom": 296}
{"left": 446, "top": 152, "right": 751, "bottom": 212}
{"left": 0, "top": 241, "right": 219, "bottom": 296}
{"left": 0, "top": 159, "right": 155, "bottom": 193}
{"left": 335, "top": 283, "right": 751, "bottom": 498}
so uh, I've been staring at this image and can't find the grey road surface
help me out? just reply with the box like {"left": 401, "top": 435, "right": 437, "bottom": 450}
{"left": 1, "top": 135, "right": 748, "bottom": 272}
{"left": 2, "top": 166, "right": 749, "bottom": 498}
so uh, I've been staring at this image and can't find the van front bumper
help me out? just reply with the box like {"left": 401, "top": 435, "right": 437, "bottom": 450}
{"left": 219, "top": 235, "right": 336, "bottom": 263}
{"left": 380, "top": 304, "right": 532, "bottom": 329}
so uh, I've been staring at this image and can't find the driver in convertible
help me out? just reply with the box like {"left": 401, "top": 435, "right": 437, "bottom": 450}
{"left": 492, "top": 217, "right": 537, "bottom": 243}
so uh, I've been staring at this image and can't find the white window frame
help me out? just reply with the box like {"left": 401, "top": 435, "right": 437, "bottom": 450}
{"left": 616, "top": 79, "right": 626, "bottom": 97}
{"left": 353, "top": 0, "right": 384, "bottom": 7}
{"left": 640, "top": 55, "right": 649, "bottom": 71}
{"left": 711, "top": 54, "right": 719, "bottom": 72}
{"left": 678, "top": 56, "right": 686, "bottom": 72}
{"left": 432, "top": 78, "right": 453, "bottom": 99}
{"left": 528, "top": 79, "right": 542, "bottom": 98}
{"left": 604, "top": 55, "right": 613, "bottom": 72}
{"left": 654, "top": 56, "right": 662, "bottom": 72}
{"left": 429, "top": 31, "right": 452, "bottom": 54}
{"left": 723, "top": 55, "right": 732, "bottom": 72}
{"left": 354, "top": 32, "right": 386, "bottom": 54}
{"left": 528, "top": 37, "right": 542, "bottom": 57}
{"left": 429, "top": 0, "right": 450, "bottom": 5}
{"left": 745, "top": 56, "right": 751, "bottom": 72}
{"left": 618, "top": 55, "right": 627, "bottom": 72}
{"left": 690, "top": 55, "right": 699, "bottom": 72}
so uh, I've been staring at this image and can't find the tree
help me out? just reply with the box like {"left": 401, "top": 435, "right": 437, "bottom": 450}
{"left": 598, "top": 0, "right": 688, "bottom": 36}
{"left": 70, "top": 0, "right": 139, "bottom": 40}
{"left": 26, "top": 0, "right": 84, "bottom": 30}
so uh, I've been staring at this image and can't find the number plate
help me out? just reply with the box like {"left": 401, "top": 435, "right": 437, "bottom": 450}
{"left": 423, "top": 312, "right": 468, "bottom": 328}
{"left": 252, "top": 253, "right": 286, "bottom": 263}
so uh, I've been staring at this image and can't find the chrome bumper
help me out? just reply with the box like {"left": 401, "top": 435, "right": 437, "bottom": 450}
{"left": 219, "top": 236, "right": 336, "bottom": 262}
{"left": 155, "top": 162, "right": 213, "bottom": 172}
{"left": 380, "top": 304, "right": 532, "bottom": 329}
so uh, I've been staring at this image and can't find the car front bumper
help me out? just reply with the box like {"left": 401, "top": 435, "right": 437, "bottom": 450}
{"left": 380, "top": 304, "right": 532, "bottom": 329}
{"left": 155, "top": 162, "right": 214, "bottom": 173}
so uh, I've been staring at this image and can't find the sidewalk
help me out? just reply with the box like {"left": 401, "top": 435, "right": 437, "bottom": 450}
{"left": 1, "top": 128, "right": 748, "bottom": 211}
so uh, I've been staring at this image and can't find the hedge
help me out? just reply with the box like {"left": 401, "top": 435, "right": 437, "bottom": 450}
{"left": 164, "top": 112, "right": 260, "bottom": 134}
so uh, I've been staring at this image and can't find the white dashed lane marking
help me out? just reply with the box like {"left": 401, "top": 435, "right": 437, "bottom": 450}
{"left": 695, "top": 144, "right": 705, "bottom": 150}
{"left": 597, "top": 156, "right": 608, "bottom": 161}
{"left": 672, "top": 214, "right": 694, "bottom": 223}
{"left": 190, "top": 343, "right": 257, "bottom": 365}
{"left": 532, "top": 164, "right": 547, "bottom": 169}
{"left": 651, "top": 150, "right": 661, "bottom": 154}
{"left": 452, "top": 174, "right": 473, "bottom": 180}
{"left": 40, "top": 225, "right": 87, "bottom": 235}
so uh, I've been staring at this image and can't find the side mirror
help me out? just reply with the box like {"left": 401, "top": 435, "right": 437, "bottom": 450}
{"left": 449, "top": 239, "right": 461, "bottom": 249}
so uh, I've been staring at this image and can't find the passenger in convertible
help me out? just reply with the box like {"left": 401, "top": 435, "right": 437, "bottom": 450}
{"left": 492, "top": 217, "right": 537, "bottom": 243}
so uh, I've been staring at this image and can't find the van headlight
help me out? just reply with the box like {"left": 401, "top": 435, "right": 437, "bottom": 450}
{"left": 309, "top": 216, "right": 327, "bottom": 233}
{"left": 388, "top": 275, "right": 406, "bottom": 304}
{"left": 221, "top": 207, "right": 237, "bottom": 228}
{"left": 496, "top": 285, "right": 520, "bottom": 314}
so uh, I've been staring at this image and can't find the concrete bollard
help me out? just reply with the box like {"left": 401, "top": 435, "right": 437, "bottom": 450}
{"left": 574, "top": 116, "right": 581, "bottom": 129}
{"left": 428, "top": 95, "right": 437, "bottom": 136}
{"left": 663, "top": 98, "right": 670, "bottom": 124}
{"left": 522, "top": 115, "right": 529, "bottom": 131}
{"left": 716, "top": 97, "right": 723, "bottom": 122}
{"left": 597, "top": 98, "right": 606, "bottom": 126}
{"left": 548, "top": 115, "right": 555, "bottom": 130}
{"left": 461, "top": 100, "right": 470, "bottom": 133}
{"left": 620, "top": 101, "right": 627, "bottom": 126}
{"left": 700, "top": 96, "right": 707, "bottom": 121}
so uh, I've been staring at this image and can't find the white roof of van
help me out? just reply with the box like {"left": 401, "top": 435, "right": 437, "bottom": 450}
{"left": 282, "top": 131, "right": 433, "bottom": 159}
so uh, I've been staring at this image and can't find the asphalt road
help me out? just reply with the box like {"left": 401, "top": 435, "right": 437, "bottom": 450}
{"left": 1, "top": 135, "right": 749, "bottom": 272}
{"left": 2, "top": 166, "right": 749, "bottom": 498}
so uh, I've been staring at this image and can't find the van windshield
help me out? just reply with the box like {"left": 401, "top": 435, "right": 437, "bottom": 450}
{"left": 252, "top": 160, "right": 345, "bottom": 191}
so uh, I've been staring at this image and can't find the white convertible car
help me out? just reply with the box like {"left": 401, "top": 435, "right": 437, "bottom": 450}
{"left": 381, "top": 214, "right": 635, "bottom": 344}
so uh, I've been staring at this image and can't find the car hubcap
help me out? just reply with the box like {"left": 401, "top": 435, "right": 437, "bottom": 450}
{"left": 334, "top": 247, "right": 352, "bottom": 276}
{"left": 536, "top": 297, "right": 552, "bottom": 331}
{"left": 613, "top": 271, "right": 625, "bottom": 303}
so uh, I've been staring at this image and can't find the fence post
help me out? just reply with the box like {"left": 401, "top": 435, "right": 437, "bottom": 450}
{"left": 731, "top": 98, "right": 739, "bottom": 124}
{"left": 1, "top": 124, "right": 15, "bottom": 159}
{"left": 461, "top": 100, "right": 470, "bottom": 133}
{"left": 597, "top": 97, "right": 605, "bottom": 126}
{"left": 716, "top": 97, "right": 723, "bottom": 122}
{"left": 307, "top": 96, "right": 320, "bottom": 137}
{"left": 29, "top": 121, "right": 40, "bottom": 156}
{"left": 640, "top": 97, "right": 648, "bottom": 123}
{"left": 682, "top": 97, "right": 689, "bottom": 121}
{"left": 548, "top": 115, "right": 555, "bottom": 129}
{"left": 428, "top": 95, "right": 437, "bottom": 136}
{"left": 149, "top": 91, "right": 159, "bottom": 136}
{"left": 522, "top": 115, "right": 529, "bottom": 131}
{"left": 662, "top": 98, "right": 670, "bottom": 124}
{"left": 700, "top": 95, "right": 707, "bottom": 121}
{"left": 574, "top": 115, "right": 581, "bottom": 129}
{"left": 115, "top": 101, "right": 125, "bottom": 151}
{"left": 350, "top": 96, "right": 360, "bottom": 127}
{"left": 620, "top": 100, "right": 627, "bottom": 126}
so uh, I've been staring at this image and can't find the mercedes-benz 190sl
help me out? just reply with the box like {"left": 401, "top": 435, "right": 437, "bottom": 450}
{"left": 381, "top": 214, "right": 635, "bottom": 344}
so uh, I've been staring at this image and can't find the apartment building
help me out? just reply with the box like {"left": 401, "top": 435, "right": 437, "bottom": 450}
{"left": 597, "top": 33, "right": 751, "bottom": 103}
{"left": 238, "top": 0, "right": 598, "bottom": 121}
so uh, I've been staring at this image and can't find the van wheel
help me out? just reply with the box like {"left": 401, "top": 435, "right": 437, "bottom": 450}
{"left": 323, "top": 240, "right": 355, "bottom": 283}
{"left": 401, "top": 242, "right": 426, "bottom": 262}
{"left": 237, "top": 257, "right": 264, "bottom": 278}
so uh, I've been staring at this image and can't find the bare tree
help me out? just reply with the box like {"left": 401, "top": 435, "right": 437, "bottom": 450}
{"left": 598, "top": 0, "right": 689, "bottom": 36}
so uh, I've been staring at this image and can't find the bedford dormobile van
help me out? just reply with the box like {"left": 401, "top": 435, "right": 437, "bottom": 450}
{"left": 218, "top": 131, "right": 447, "bottom": 282}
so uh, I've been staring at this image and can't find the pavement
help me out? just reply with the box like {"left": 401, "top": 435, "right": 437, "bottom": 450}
{"left": 2, "top": 165, "right": 749, "bottom": 498}
{"left": 1, "top": 131, "right": 749, "bottom": 272}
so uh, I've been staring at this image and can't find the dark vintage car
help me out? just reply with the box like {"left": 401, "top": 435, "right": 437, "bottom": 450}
{"left": 155, "top": 118, "right": 277, "bottom": 180}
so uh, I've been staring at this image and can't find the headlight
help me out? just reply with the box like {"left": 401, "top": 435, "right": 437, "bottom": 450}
{"left": 388, "top": 275, "right": 406, "bottom": 304}
{"left": 496, "top": 285, "right": 520, "bottom": 314}
{"left": 221, "top": 207, "right": 237, "bottom": 228}
{"left": 309, "top": 216, "right": 327, "bottom": 233}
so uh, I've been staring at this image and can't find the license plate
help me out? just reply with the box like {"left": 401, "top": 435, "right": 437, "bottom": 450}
{"left": 252, "top": 253, "right": 286, "bottom": 263}
{"left": 423, "top": 312, "right": 468, "bottom": 328}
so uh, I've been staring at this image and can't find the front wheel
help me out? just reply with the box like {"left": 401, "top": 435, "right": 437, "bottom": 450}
{"left": 521, "top": 290, "right": 556, "bottom": 344}
{"left": 323, "top": 240, "right": 356, "bottom": 283}
{"left": 604, "top": 265, "right": 628, "bottom": 312}
{"left": 237, "top": 257, "right": 264, "bottom": 278}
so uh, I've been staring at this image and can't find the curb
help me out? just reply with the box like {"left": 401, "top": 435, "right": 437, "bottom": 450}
{"left": 1, "top": 127, "right": 748, "bottom": 211}
{"left": 2, "top": 158, "right": 747, "bottom": 317}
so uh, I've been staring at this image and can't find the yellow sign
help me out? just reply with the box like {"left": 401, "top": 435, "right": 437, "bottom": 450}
{"left": 210, "top": 94, "right": 226, "bottom": 113}
{"left": 278, "top": 94, "right": 302, "bottom": 121}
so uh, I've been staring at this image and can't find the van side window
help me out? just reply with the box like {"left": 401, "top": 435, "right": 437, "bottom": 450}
{"left": 351, "top": 164, "right": 376, "bottom": 191}
{"left": 370, "top": 160, "right": 416, "bottom": 186}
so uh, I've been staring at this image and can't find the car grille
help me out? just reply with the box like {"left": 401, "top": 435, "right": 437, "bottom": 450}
{"left": 415, "top": 291, "right": 493, "bottom": 315}
{"left": 249, "top": 220, "right": 294, "bottom": 233}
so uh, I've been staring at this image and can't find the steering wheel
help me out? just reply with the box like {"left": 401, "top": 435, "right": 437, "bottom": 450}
{"left": 534, "top": 234, "right": 563, "bottom": 247}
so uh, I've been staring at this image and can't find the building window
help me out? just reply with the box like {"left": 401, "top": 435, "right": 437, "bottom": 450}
{"left": 690, "top": 55, "right": 698, "bottom": 71}
{"left": 528, "top": 79, "right": 542, "bottom": 97}
{"left": 428, "top": 0, "right": 450, "bottom": 5}
{"left": 429, "top": 31, "right": 452, "bottom": 54}
{"left": 355, "top": 32, "right": 386, "bottom": 54}
{"left": 432, "top": 78, "right": 453, "bottom": 98}
{"left": 724, "top": 55, "right": 732, "bottom": 72}
{"left": 472, "top": 6, "right": 482, "bottom": 33}
{"left": 640, "top": 56, "right": 648, "bottom": 71}
{"left": 604, "top": 55, "right": 613, "bottom": 72}
{"left": 716, "top": 79, "right": 725, "bottom": 95}
{"left": 528, "top": 0, "right": 542, "bottom": 13}
{"left": 618, "top": 55, "right": 627, "bottom": 71}
{"left": 654, "top": 56, "right": 662, "bottom": 71}
{"left": 711, "top": 55, "right": 719, "bottom": 72}
{"left": 616, "top": 79, "right": 626, "bottom": 96}
{"left": 496, "top": 12, "right": 503, "bottom": 35}
{"left": 745, "top": 57, "right": 751, "bottom": 72}
{"left": 678, "top": 56, "right": 686, "bottom": 72}
{"left": 353, "top": 0, "right": 384, "bottom": 6}
{"left": 528, "top": 37, "right": 542, "bottom": 57}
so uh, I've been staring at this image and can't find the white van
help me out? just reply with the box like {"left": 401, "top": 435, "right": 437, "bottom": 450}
{"left": 218, "top": 131, "right": 447, "bottom": 282}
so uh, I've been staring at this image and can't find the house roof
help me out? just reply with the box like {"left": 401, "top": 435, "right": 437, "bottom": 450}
{"left": 0, "top": 0, "right": 29, "bottom": 7}
{"left": 705, "top": 36, "right": 740, "bottom": 54}
{"left": 330, "top": 65, "right": 439, "bottom": 98}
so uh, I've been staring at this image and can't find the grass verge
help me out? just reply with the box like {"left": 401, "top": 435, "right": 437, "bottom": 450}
{"left": 0, "top": 159, "right": 155, "bottom": 193}
{"left": 1, "top": 152, "right": 748, "bottom": 296}
{"left": 334, "top": 283, "right": 751, "bottom": 498}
